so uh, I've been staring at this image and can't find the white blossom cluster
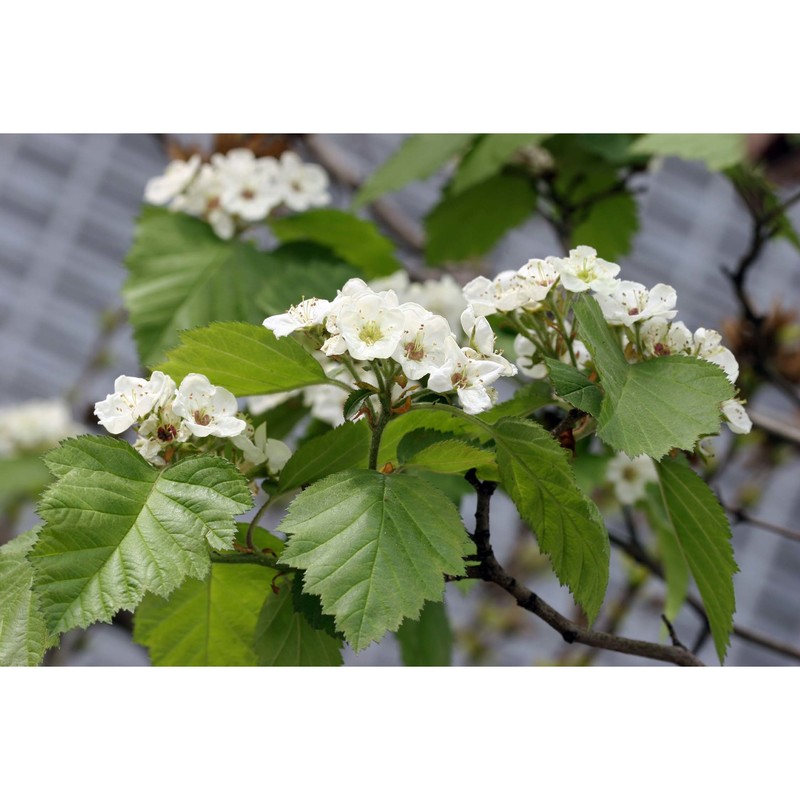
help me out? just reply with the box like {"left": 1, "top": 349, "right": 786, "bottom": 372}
{"left": 0, "top": 399, "right": 83, "bottom": 459}
{"left": 263, "top": 277, "right": 516, "bottom": 416}
{"left": 606, "top": 452, "right": 658, "bottom": 505}
{"left": 463, "top": 245, "right": 752, "bottom": 436}
{"left": 144, "top": 149, "right": 331, "bottom": 240}
{"left": 94, "top": 371, "right": 290, "bottom": 471}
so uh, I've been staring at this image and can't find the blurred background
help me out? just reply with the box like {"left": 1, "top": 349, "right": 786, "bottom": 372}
{"left": 1, "top": 133, "right": 799, "bottom": 666}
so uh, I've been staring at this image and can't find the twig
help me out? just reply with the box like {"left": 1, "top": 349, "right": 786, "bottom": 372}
{"left": 728, "top": 506, "right": 800, "bottom": 546}
{"left": 661, "top": 614, "right": 689, "bottom": 651}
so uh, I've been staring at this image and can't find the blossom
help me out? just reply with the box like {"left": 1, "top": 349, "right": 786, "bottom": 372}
{"left": 144, "top": 155, "right": 201, "bottom": 206}
{"left": 693, "top": 328, "right": 739, "bottom": 383}
{"left": 0, "top": 399, "right": 83, "bottom": 458}
{"left": 460, "top": 307, "right": 495, "bottom": 357}
{"left": 172, "top": 374, "right": 246, "bottom": 438}
{"left": 639, "top": 318, "right": 693, "bottom": 358}
{"left": 594, "top": 281, "right": 678, "bottom": 327}
{"left": 606, "top": 452, "right": 657, "bottom": 505}
{"left": 263, "top": 298, "right": 331, "bottom": 338}
{"left": 722, "top": 399, "right": 752, "bottom": 435}
{"left": 333, "top": 292, "right": 405, "bottom": 361}
{"left": 393, "top": 303, "right": 454, "bottom": 380}
{"left": 175, "top": 163, "right": 235, "bottom": 239}
{"left": 276, "top": 151, "right": 331, "bottom": 211}
{"left": 94, "top": 371, "right": 176, "bottom": 434}
{"left": 232, "top": 422, "right": 292, "bottom": 472}
{"left": 514, "top": 334, "right": 549, "bottom": 379}
{"left": 551, "top": 246, "right": 620, "bottom": 293}
{"left": 215, "top": 149, "right": 282, "bottom": 222}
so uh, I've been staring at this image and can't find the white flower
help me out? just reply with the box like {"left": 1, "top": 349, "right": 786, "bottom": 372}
{"left": 463, "top": 269, "right": 545, "bottom": 317}
{"left": 232, "top": 423, "right": 292, "bottom": 472}
{"left": 0, "top": 399, "right": 83, "bottom": 458}
{"left": 514, "top": 334, "right": 550, "bottom": 380}
{"left": 335, "top": 292, "right": 405, "bottom": 361}
{"left": 460, "top": 307, "right": 495, "bottom": 357}
{"left": 516, "top": 258, "right": 560, "bottom": 304}
{"left": 175, "top": 163, "right": 235, "bottom": 239}
{"left": 276, "top": 151, "right": 331, "bottom": 212}
{"left": 693, "top": 328, "right": 739, "bottom": 383}
{"left": 215, "top": 149, "right": 283, "bottom": 222}
{"left": 639, "top": 318, "right": 693, "bottom": 358}
{"left": 405, "top": 274, "right": 466, "bottom": 333}
{"left": 722, "top": 399, "right": 752, "bottom": 435}
{"left": 144, "top": 155, "right": 201, "bottom": 206}
{"left": 94, "top": 371, "right": 176, "bottom": 435}
{"left": 606, "top": 452, "right": 657, "bottom": 505}
{"left": 594, "top": 281, "right": 678, "bottom": 327}
{"left": 393, "top": 303, "right": 454, "bottom": 380}
{"left": 172, "top": 374, "right": 246, "bottom": 438}
{"left": 263, "top": 297, "right": 331, "bottom": 338}
{"left": 551, "top": 246, "right": 620, "bottom": 293}
{"left": 133, "top": 436, "right": 165, "bottom": 466}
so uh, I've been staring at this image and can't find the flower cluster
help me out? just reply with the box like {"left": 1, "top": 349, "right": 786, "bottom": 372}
{"left": 94, "top": 371, "right": 290, "bottom": 472}
{"left": 263, "top": 277, "right": 516, "bottom": 416}
{"left": 0, "top": 399, "right": 83, "bottom": 459}
{"left": 463, "top": 245, "right": 752, "bottom": 437}
{"left": 144, "top": 148, "right": 331, "bottom": 240}
{"left": 606, "top": 452, "right": 658, "bottom": 505}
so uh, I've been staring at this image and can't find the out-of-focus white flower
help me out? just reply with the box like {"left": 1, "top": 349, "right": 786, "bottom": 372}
{"left": 552, "top": 246, "right": 620, "bottom": 294}
{"left": 693, "top": 328, "right": 739, "bottom": 383}
{"left": 0, "top": 399, "right": 84, "bottom": 458}
{"left": 263, "top": 298, "right": 331, "bottom": 338}
{"left": 232, "top": 422, "right": 292, "bottom": 472}
{"left": 514, "top": 144, "right": 555, "bottom": 175}
{"left": 247, "top": 390, "right": 300, "bottom": 416}
{"left": 276, "top": 151, "right": 330, "bottom": 212}
{"left": 606, "top": 452, "right": 657, "bottom": 505}
{"left": 393, "top": 303, "right": 453, "bottom": 380}
{"left": 176, "top": 163, "right": 236, "bottom": 239}
{"left": 94, "top": 371, "right": 176, "bottom": 434}
{"left": 406, "top": 274, "right": 466, "bottom": 333}
{"left": 335, "top": 292, "right": 405, "bottom": 361}
{"left": 722, "top": 399, "right": 752, "bottom": 435}
{"left": 172, "top": 374, "right": 246, "bottom": 438}
{"left": 144, "top": 155, "right": 201, "bottom": 206}
{"left": 215, "top": 149, "right": 282, "bottom": 222}
{"left": 594, "top": 281, "right": 678, "bottom": 327}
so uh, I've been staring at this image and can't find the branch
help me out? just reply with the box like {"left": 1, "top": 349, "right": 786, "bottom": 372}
{"left": 464, "top": 471, "right": 705, "bottom": 667}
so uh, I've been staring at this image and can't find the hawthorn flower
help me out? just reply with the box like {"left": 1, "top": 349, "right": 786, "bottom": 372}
{"left": 551, "top": 246, "right": 620, "bottom": 293}
{"left": 516, "top": 258, "right": 560, "bottom": 303}
{"left": 693, "top": 328, "right": 739, "bottom": 383}
{"left": 176, "top": 163, "right": 235, "bottom": 239}
{"left": 594, "top": 281, "right": 678, "bottom": 328}
{"left": 172, "top": 374, "right": 246, "bottom": 438}
{"left": 393, "top": 303, "right": 454, "bottom": 380}
{"left": 722, "top": 399, "right": 752, "bottom": 435}
{"left": 215, "top": 149, "right": 282, "bottom": 222}
{"left": 333, "top": 292, "right": 405, "bottom": 361}
{"left": 263, "top": 298, "right": 331, "bottom": 338}
{"left": 0, "top": 399, "right": 83, "bottom": 458}
{"left": 144, "top": 155, "right": 201, "bottom": 206}
{"left": 460, "top": 307, "right": 495, "bottom": 357}
{"left": 606, "top": 452, "right": 657, "bottom": 505}
{"left": 95, "top": 371, "right": 176, "bottom": 434}
{"left": 276, "top": 151, "right": 331, "bottom": 212}
{"left": 232, "top": 423, "right": 292, "bottom": 472}
{"left": 463, "top": 270, "right": 540, "bottom": 317}
{"left": 639, "top": 318, "right": 693, "bottom": 358}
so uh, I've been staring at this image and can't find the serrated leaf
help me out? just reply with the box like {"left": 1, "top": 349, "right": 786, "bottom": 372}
{"left": 450, "top": 134, "right": 544, "bottom": 195}
{"left": 343, "top": 388, "right": 373, "bottom": 421}
{"left": 493, "top": 418, "right": 610, "bottom": 623}
{"left": 571, "top": 191, "right": 639, "bottom": 261}
{"left": 157, "top": 321, "right": 326, "bottom": 396}
{"left": 277, "top": 420, "right": 370, "bottom": 494}
{"left": 278, "top": 469, "right": 472, "bottom": 651}
{"left": 425, "top": 172, "right": 537, "bottom": 264}
{"left": 656, "top": 457, "right": 737, "bottom": 663}
{"left": 403, "top": 438, "right": 496, "bottom": 476}
{"left": 124, "top": 206, "right": 276, "bottom": 366}
{"left": 395, "top": 600, "right": 452, "bottom": 666}
{"left": 355, "top": 134, "right": 477, "bottom": 207}
{"left": 30, "top": 436, "right": 252, "bottom": 635}
{"left": 290, "top": 572, "right": 342, "bottom": 640}
{"left": 270, "top": 209, "right": 402, "bottom": 278}
{"left": 255, "top": 576, "right": 343, "bottom": 666}
{"left": 134, "top": 530, "right": 282, "bottom": 666}
{"left": 630, "top": 134, "right": 746, "bottom": 171}
{"left": 574, "top": 294, "right": 734, "bottom": 459}
{"left": 0, "top": 529, "right": 50, "bottom": 666}
{"left": 545, "top": 359, "right": 603, "bottom": 417}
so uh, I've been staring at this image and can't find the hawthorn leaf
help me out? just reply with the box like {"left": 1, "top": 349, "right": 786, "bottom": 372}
{"left": 494, "top": 417, "right": 610, "bottom": 623}
{"left": 450, "top": 134, "right": 545, "bottom": 195}
{"left": 656, "top": 457, "right": 738, "bottom": 663}
{"left": 545, "top": 359, "right": 603, "bottom": 417}
{"left": 278, "top": 469, "right": 472, "bottom": 651}
{"left": 630, "top": 134, "right": 746, "bottom": 171}
{"left": 574, "top": 294, "right": 734, "bottom": 459}
{"left": 395, "top": 600, "right": 453, "bottom": 666}
{"left": 571, "top": 191, "right": 639, "bottom": 261}
{"left": 402, "top": 437, "right": 497, "bottom": 476}
{"left": 30, "top": 436, "right": 252, "bottom": 636}
{"left": 355, "top": 134, "right": 476, "bottom": 207}
{"left": 156, "top": 321, "right": 326, "bottom": 396}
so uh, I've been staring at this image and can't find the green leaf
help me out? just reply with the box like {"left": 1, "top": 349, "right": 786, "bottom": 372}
{"left": 573, "top": 295, "right": 734, "bottom": 459}
{"left": 545, "top": 359, "right": 603, "bottom": 417}
{"left": 425, "top": 172, "right": 537, "bottom": 264}
{"left": 395, "top": 600, "right": 453, "bottom": 666}
{"left": 343, "top": 388, "right": 374, "bottom": 421}
{"left": 655, "top": 458, "right": 738, "bottom": 663}
{"left": 278, "top": 469, "right": 472, "bottom": 651}
{"left": 0, "top": 529, "right": 50, "bottom": 666}
{"left": 124, "top": 206, "right": 277, "bottom": 366}
{"left": 277, "top": 420, "right": 370, "bottom": 494}
{"left": 30, "top": 436, "right": 252, "bottom": 635}
{"left": 254, "top": 576, "right": 344, "bottom": 666}
{"left": 571, "top": 191, "right": 639, "bottom": 261}
{"left": 493, "top": 418, "right": 610, "bottom": 622}
{"left": 477, "top": 380, "right": 554, "bottom": 424}
{"left": 157, "top": 321, "right": 327, "bottom": 396}
{"left": 630, "top": 134, "right": 746, "bottom": 171}
{"left": 450, "top": 134, "right": 544, "bottom": 195}
{"left": 290, "top": 572, "right": 342, "bottom": 640}
{"left": 402, "top": 437, "right": 496, "bottom": 476}
{"left": 0, "top": 455, "right": 53, "bottom": 508}
{"left": 270, "top": 209, "right": 402, "bottom": 279}
{"left": 573, "top": 134, "right": 638, "bottom": 164}
{"left": 355, "top": 134, "right": 476, "bottom": 207}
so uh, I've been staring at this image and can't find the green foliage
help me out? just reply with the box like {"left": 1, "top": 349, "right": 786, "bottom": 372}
{"left": 493, "top": 418, "right": 610, "bottom": 623}
{"left": 279, "top": 469, "right": 472, "bottom": 651}
{"left": 157, "top": 321, "right": 327, "bottom": 396}
{"left": 0, "top": 529, "right": 51, "bottom": 666}
{"left": 270, "top": 209, "right": 402, "bottom": 278}
{"left": 30, "top": 436, "right": 252, "bottom": 635}
{"left": 572, "top": 134, "right": 638, "bottom": 164}
{"left": 656, "top": 458, "right": 737, "bottom": 663}
{"left": 254, "top": 576, "right": 344, "bottom": 666}
{"left": 630, "top": 134, "right": 746, "bottom": 171}
{"left": 124, "top": 207, "right": 275, "bottom": 366}
{"left": 401, "top": 436, "right": 497, "bottom": 476}
{"left": 424, "top": 172, "right": 537, "bottom": 264}
{"left": 395, "top": 600, "right": 453, "bottom": 666}
{"left": 545, "top": 359, "right": 603, "bottom": 417}
{"left": 355, "top": 134, "right": 476, "bottom": 207}
{"left": 571, "top": 191, "right": 639, "bottom": 261}
{"left": 277, "top": 420, "right": 370, "bottom": 494}
{"left": 574, "top": 295, "right": 734, "bottom": 459}
{"left": 0, "top": 455, "right": 53, "bottom": 509}
{"left": 450, "top": 134, "right": 544, "bottom": 195}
